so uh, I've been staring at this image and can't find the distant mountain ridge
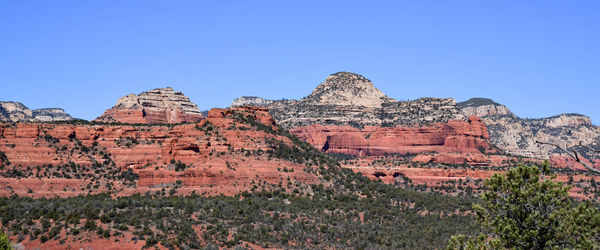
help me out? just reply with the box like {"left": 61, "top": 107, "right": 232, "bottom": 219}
{"left": 231, "top": 73, "right": 599, "bottom": 160}
{"left": 231, "top": 96, "right": 273, "bottom": 107}
{"left": 233, "top": 72, "right": 465, "bottom": 129}
{"left": 3, "top": 72, "right": 597, "bottom": 161}
{"left": 458, "top": 97, "right": 599, "bottom": 158}
{"left": 0, "top": 101, "right": 73, "bottom": 122}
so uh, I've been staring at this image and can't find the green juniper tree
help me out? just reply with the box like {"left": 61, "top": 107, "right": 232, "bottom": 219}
{"left": 0, "top": 230, "right": 11, "bottom": 250}
{"left": 448, "top": 163, "right": 600, "bottom": 249}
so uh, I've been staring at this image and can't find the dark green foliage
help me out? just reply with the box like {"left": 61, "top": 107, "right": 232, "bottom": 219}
{"left": 457, "top": 98, "right": 501, "bottom": 108}
{"left": 43, "top": 134, "right": 59, "bottom": 144}
{"left": 328, "top": 152, "right": 358, "bottom": 161}
{"left": 0, "top": 230, "right": 10, "bottom": 250}
{"left": 0, "top": 151, "right": 9, "bottom": 166}
{"left": 0, "top": 187, "right": 479, "bottom": 249}
{"left": 174, "top": 161, "right": 188, "bottom": 172}
{"left": 448, "top": 163, "right": 600, "bottom": 249}
{"left": 0, "top": 125, "right": 482, "bottom": 248}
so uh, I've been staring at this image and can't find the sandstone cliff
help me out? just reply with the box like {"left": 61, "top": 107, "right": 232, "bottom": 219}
{"left": 94, "top": 87, "right": 203, "bottom": 124}
{"left": 290, "top": 116, "right": 490, "bottom": 157}
{"left": 230, "top": 73, "right": 599, "bottom": 171}
{"left": 0, "top": 101, "right": 73, "bottom": 122}
{"left": 458, "top": 98, "right": 600, "bottom": 159}
{"left": 0, "top": 106, "right": 323, "bottom": 197}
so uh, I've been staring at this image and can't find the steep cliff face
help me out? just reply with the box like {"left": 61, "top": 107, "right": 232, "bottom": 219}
{"left": 229, "top": 74, "right": 598, "bottom": 170}
{"left": 228, "top": 72, "right": 486, "bottom": 165}
{"left": 458, "top": 98, "right": 600, "bottom": 159}
{"left": 291, "top": 116, "right": 490, "bottom": 157}
{"left": 0, "top": 106, "right": 323, "bottom": 197}
{"left": 0, "top": 101, "right": 73, "bottom": 122}
{"left": 94, "top": 87, "right": 203, "bottom": 124}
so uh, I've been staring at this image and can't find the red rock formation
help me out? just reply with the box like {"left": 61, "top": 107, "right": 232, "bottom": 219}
{"left": 290, "top": 116, "right": 490, "bottom": 160}
{"left": 0, "top": 106, "right": 320, "bottom": 197}
{"left": 94, "top": 87, "right": 204, "bottom": 124}
{"left": 550, "top": 155, "right": 600, "bottom": 171}
{"left": 344, "top": 155, "right": 597, "bottom": 200}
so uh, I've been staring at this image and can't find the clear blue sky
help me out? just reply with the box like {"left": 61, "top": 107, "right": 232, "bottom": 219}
{"left": 1, "top": 1, "right": 599, "bottom": 123}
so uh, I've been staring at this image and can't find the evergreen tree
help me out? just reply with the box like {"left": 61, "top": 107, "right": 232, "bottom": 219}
{"left": 448, "top": 163, "right": 600, "bottom": 249}
{"left": 0, "top": 230, "right": 11, "bottom": 250}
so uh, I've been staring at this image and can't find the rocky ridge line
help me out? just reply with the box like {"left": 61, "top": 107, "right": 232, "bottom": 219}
{"left": 231, "top": 72, "right": 465, "bottom": 129}
{"left": 457, "top": 98, "right": 600, "bottom": 158}
{"left": 0, "top": 101, "right": 73, "bottom": 122}
{"left": 231, "top": 96, "right": 273, "bottom": 107}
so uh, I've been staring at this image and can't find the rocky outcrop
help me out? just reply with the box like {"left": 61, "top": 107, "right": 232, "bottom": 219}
{"left": 458, "top": 98, "right": 512, "bottom": 117}
{"left": 229, "top": 73, "right": 599, "bottom": 169}
{"left": 94, "top": 87, "right": 203, "bottom": 124}
{"left": 229, "top": 72, "right": 483, "bottom": 167}
{"left": 230, "top": 72, "right": 486, "bottom": 165}
{"left": 31, "top": 108, "right": 73, "bottom": 122}
{"left": 0, "top": 102, "right": 31, "bottom": 122}
{"left": 458, "top": 98, "right": 600, "bottom": 159}
{"left": 246, "top": 72, "right": 465, "bottom": 129}
{"left": 231, "top": 96, "right": 273, "bottom": 107}
{"left": 380, "top": 98, "right": 466, "bottom": 126}
{"left": 291, "top": 116, "right": 490, "bottom": 158}
{"left": 303, "top": 72, "right": 393, "bottom": 108}
{"left": 0, "top": 101, "right": 73, "bottom": 122}
{"left": 531, "top": 113, "right": 592, "bottom": 128}
{"left": 0, "top": 106, "right": 321, "bottom": 197}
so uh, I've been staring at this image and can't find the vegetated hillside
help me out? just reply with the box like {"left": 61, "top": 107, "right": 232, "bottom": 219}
{"left": 0, "top": 106, "right": 331, "bottom": 198}
{"left": 0, "top": 106, "right": 484, "bottom": 249}
{"left": 2, "top": 177, "right": 480, "bottom": 249}
{"left": 226, "top": 75, "right": 600, "bottom": 212}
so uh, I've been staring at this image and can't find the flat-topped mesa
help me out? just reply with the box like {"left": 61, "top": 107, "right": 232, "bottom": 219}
{"left": 458, "top": 98, "right": 513, "bottom": 118}
{"left": 94, "top": 87, "right": 203, "bottom": 124}
{"left": 32, "top": 108, "right": 72, "bottom": 122}
{"left": 531, "top": 113, "right": 592, "bottom": 128}
{"left": 231, "top": 96, "right": 273, "bottom": 107}
{"left": 303, "top": 72, "right": 393, "bottom": 108}
{"left": 0, "top": 101, "right": 74, "bottom": 122}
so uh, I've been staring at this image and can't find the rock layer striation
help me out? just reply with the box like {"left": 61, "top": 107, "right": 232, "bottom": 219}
{"left": 291, "top": 116, "right": 491, "bottom": 157}
{"left": 0, "top": 106, "right": 321, "bottom": 197}
{"left": 95, "top": 87, "right": 203, "bottom": 124}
